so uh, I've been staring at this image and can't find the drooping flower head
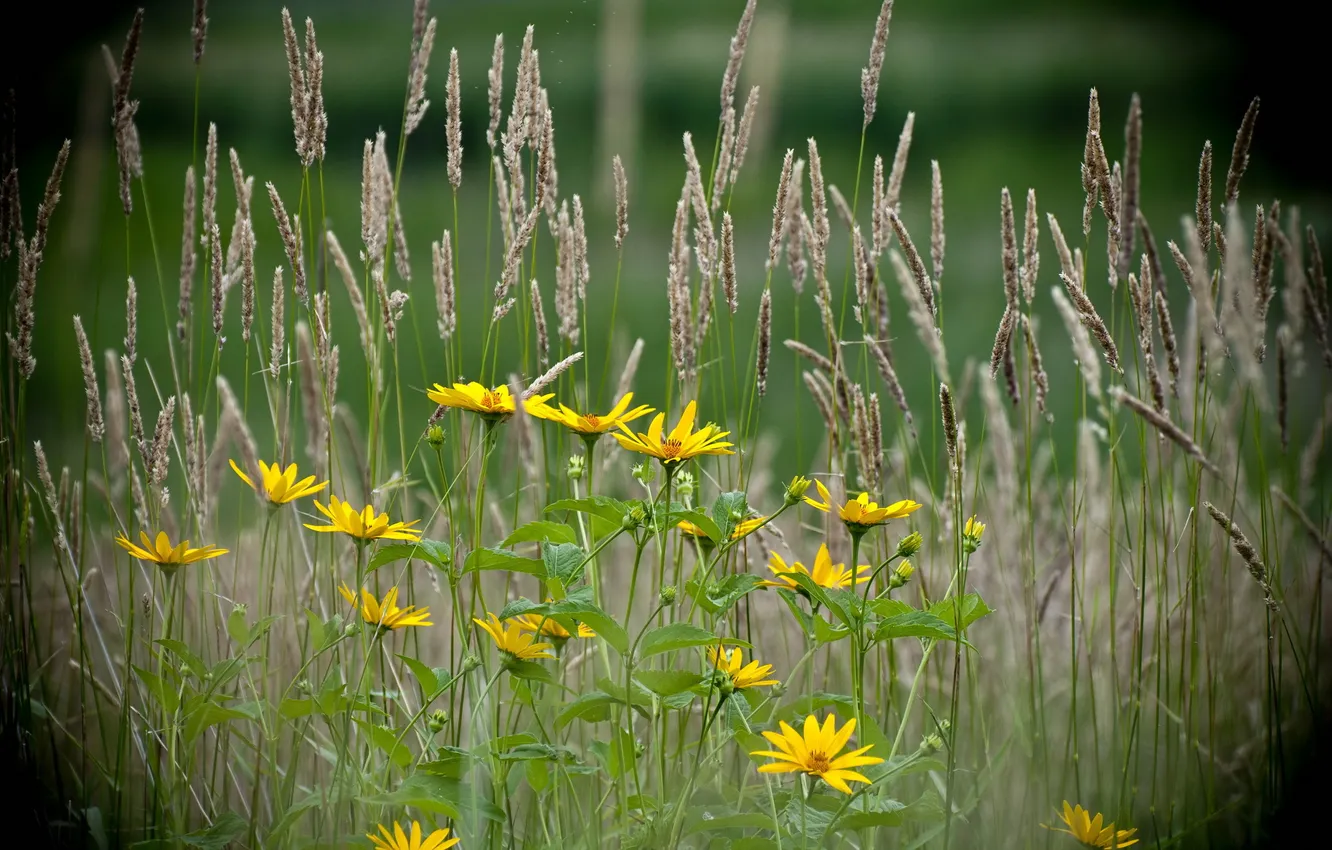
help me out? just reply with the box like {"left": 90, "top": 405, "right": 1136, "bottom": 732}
{"left": 427, "top": 380, "right": 516, "bottom": 422}
{"left": 1043, "top": 802, "right": 1139, "bottom": 848}
{"left": 750, "top": 713, "right": 884, "bottom": 794}
{"left": 523, "top": 391, "right": 653, "bottom": 437}
{"left": 804, "top": 478, "right": 922, "bottom": 533}
{"left": 366, "top": 820, "right": 459, "bottom": 850}
{"left": 339, "top": 584, "right": 433, "bottom": 630}
{"left": 230, "top": 458, "right": 328, "bottom": 505}
{"left": 708, "top": 645, "right": 779, "bottom": 691}
{"left": 115, "top": 530, "right": 227, "bottom": 575}
{"left": 474, "top": 613, "right": 555, "bottom": 660}
{"left": 678, "top": 515, "right": 767, "bottom": 547}
{"left": 304, "top": 495, "right": 422, "bottom": 542}
{"left": 514, "top": 606, "right": 596, "bottom": 640}
{"left": 763, "top": 543, "right": 870, "bottom": 590}
{"left": 613, "top": 400, "right": 734, "bottom": 466}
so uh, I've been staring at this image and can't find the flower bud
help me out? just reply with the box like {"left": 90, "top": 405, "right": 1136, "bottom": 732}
{"left": 963, "top": 516, "right": 985, "bottom": 554}
{"left": 426, "top": 424, "right": 446, "bottom": 448}
{"left": 783, "top": 475, "right": 812, "bottom": 506}
{"left": 920, "top": 732, "right": 943, "bottom": 754}
{"left": 659, "top": 585, "right": 677, "bottom": 606}
{"left": 895, "top": 531, "right": 923, "bottom": 559}
{"left": 427, "top": 709, "right": 449, "bottom": 733}
{"left": 632, "top": 462, "right": 656, "bottom": 485}
{"left": 674, "top": 471, "right": 696, "bottom": 500}
{"left": 462, "top": 654, "right": 482, "bottom": 673}
{"left": 567, "top": 453, "right": 586, "bottom": 481}
{"left": 889, "top": 560, "right": 914, "bottom": 589}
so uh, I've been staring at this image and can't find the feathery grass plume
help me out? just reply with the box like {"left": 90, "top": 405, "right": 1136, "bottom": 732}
{"left": 111, "top": 10, "right": 144, "bottom": 216}
{"left": 1059, "top": 271, "right": 1120, "bottom": 372}
{"left": 1273, "top": 486, "right": 1332, "bottom": 563}
{"left": 1, "top": 167, "right": 16, "bottom": 259}
{"left": 1137, "top": 209, "right": 1167, "bottom": 297}
{"left": 8, "top": 140, "right": 70, "bottom": 378}
{"left": 940, "top": 382, "right": 959, "bottom": 465}
{"left": 1152, "top": 288, "right": 1181, "bottom": 397}
{"left": 535, "top": 106, "right": 554, "bottom": 212}
{"left": 1047, "top": 212, "right": 1078, "bottom": 289}
{"left": 1278, "top": 207, "right": 1305, "bottom": 344}
{"left": 1002, "top": 339, "right": 1022, "bottom": 406}
{"left": 239, "top": 220, "right": 255, "bottom": 344}
{"left": 682, "top": 132, "right": 715, "bottom": 277}
{"left": 105, "top": 350, "right": 127, "bottom": 473}
{"left": 269, "top": 267, "right": 285, "bottom": 378}
{"left": 766, "top": 149, "right": 794, "bottom": 273}
{"left": 528, "top": 52, "right": 545, "bottom": 147}
{"left": 851, "top": 384, "right": 873, "bottom": 488}
{"left": 280, "top": 9, "right": 308, "bottom": 160}
{"left": 803, "top": 370, "right": 839, "bottom": 444}
{"left": 757, "top": 288, "right": 773, "bottom": 396}
{"left": 1304, "top": 225, "right": 1332, "bottom": 368}
{"left": 865, "top": 333, "right": 912, "bottom": 430}
{"left": 572, "top": 194, "right": 590, "bottom": 296}
{"left": 720, "top": 212, "right": 739, "bottom": 314}
{"left": 1133, "top": 262, "right": 1166, "bottom": 414}
{"left": 176, "top": 166, "right": 197, "bottom": 340}
{"left": 926, "top": 160, "right": 946, "bottom": 284}
{"left": 523, "top": 352, "right": 584, "bottom": 400}
{"left": 492, "top": 155, "right": 515, "bottom": 253}
{"left": 74, "top": 316, "right": 104, "bottom": 442}
{"left": 1021, "top": 314, "right": 1051, "bottom": 419}
{"left": 303, "top": 19, "right": 326, "bottom": 163}
{"left": 885, "top": 111, "right": 914, "bottom": 214}
{"left": 1255, "top": 202, "right": 1279, "bottom": 338}
{"left": 868, "top": 392, "right": 883, "bottom": 480}
{"left": 615, "top": 337, "right": 645, "bottom": 405}
{"left": 147, "top": 396, "right": 176, "bottom": 486}
{"left": 554, "top": 204, "right": 579, "bottom": 344}
{"left": 1000, "top": 188, "right": 1020, "bottom": 310}
{"left": 1081, "top": 88, "right": 1102, "bottom": 235}
{"left": 1204, "top": 501, "right": 1276, "bottom": 609}
{"left": 870, "top": 154, "right": 886, "bottom": 256}
{"left": 1221, "top": 200, "right": 1264, "bottom": 385}
{"left": 786, "top": 159, "right": 808, "bottom": 292}
{"left": 324, "top": 231, "right": 369, "bottom": 354}
{"left": 192, "top": 0, "right": 208, "bottom": 62}
{"left": 202, "top": 122, "right": 218, "bottom": 243}
{"left": 887, "top": 211, "right": 937, "bottom": 318}
{"left": 486, "top": 34, "right": 504, "bottom": 149}
{"left": 860, "top": 0, "right": 894, "bottom": 127}
{"left": 392, "top": 194, "right": 411, "bottom": 282}
{"left": 1051, "top": 286, "right": 1103, "bottom": 397}
{"left": 529, "top": 278, "right": 551, "bottom": 368}
{"left": 360, "top": 140, "right": 381, "bottom": 261}
{"left": 371, "top": 131, "right": 393, "bottom": 262}
{"left": 1169, "top": 234, "right": 1223, "bottom": 360}
{"left": 807, "top": 138, "right": 830, "bottom": 284}
{"left": 500, "top": 206, "right": 542, "bottom": 324}
{"left": 226, "top": 147, "right": 253, "bottom": 264}
{"left": 404, "top": 16, "right": 437, "bottom": 136}
{"left": 990, "top": 306, "right": 1016, "bottom": 380}
{"left": 613, "top": 154, "right": 629, "bottom": 249}
{"left": 374, "top": 267, "right": 397, "bottom": 341}
{"left": 1117, "top": 93, "right": 1143, "bottom": 279}
{"left": 124, "top": 276, "right": 138, "bottom": 365}
{"left": 208, "top": 222, "right": 223, "bottom": 335}
{"left": 720, "top": 0, "right": 757, "bottom": 118}
{"left": 712, "top": 106, "right": 737, "bottom": 215}
{"left": 668, "top": 199, "right": 695, "bottom": 384}
{"left": 1195, "top": 140, "right": 1214, "bottom": 254}
{"left": 1224, "top": 97, "right": 1260, "bottom": 204}
{"left": 1300, "top": 396, "right": 1332, "bottom": 502}
{"left": 295, "top": 321, "right": 323, "bottom": 463}
{"left": 266, "top": 181, "right": 306, "bottom": 303}
{"left": 1093, "top": 135, "right": 1119, "bottom": 244}
{"left": 431, "top": 231, "right": 455, "bottom": 340}
{"left": 979, "top": 370, "right": 1017, "bottom": 507}
{"left": 731, "top": 85, "right": 760, "bottom": 186}
{"left": 33, "top": 442, "right": 59, "bottom": 516}
{"left": 1021, "top": 188, "right": 1039, "bottom": 302}
{"left": 888, "top": 248, "right": 949, "bottom": 382}
{"left": 1110, "top": 386, "right": 1217, "bottom": 473}
{"left": 439, "top": 48, "right": 462, "bottom": 186}
{"left": 786, "top": 339, "right": 834, "bottom": 373}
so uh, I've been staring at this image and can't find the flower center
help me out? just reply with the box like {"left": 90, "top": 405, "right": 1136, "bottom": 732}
{"left": 481, "top": 390, "right": 504, "bottom": 409}
{"left": 660, "top": 438, "right": 683, "bottom": 459}
{"left": 583, "top": 414, "right": 601, "bottom": 428}
{"left": 806, "top": 750, "right": 832, "bottom": 774}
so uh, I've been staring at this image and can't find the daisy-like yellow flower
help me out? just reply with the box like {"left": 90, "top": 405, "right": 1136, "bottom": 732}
{"left": 304, "top": 495, "right": 422, "bottom": 542}
{"left": 367, "top": 820, "right": 459, "bottom": 850}
{"left": 426, "top": 381, "right": 515, "bottom": 421}
{"left": 804, "top": 479, "right": 922, "bottom": 532}
{"left": 514, "top": 606, "right": 596, "bottom": 640}
{"left": 708, "top": 645, "right": 779, "bottom": 690}
{"left": 1043, "top": 802, "right": 1139, "bottom": 848}
{"left": 762, "top": 543, "right": 870, "bottom": 590}
{"left": 230, "top": 458, "right": 327, "bottom": 505}
{"left": 678, "top": 515, "right": 767, "bottom": 544}
{"left": 523, "top": 391, "right": 653, "bottom": 436}
{"left": 613, "top": 400, "right": 734, "bottom": 465}
{"left": 473, "top": 613, "right": 555, "bottom": 660}
{"left": 339, "top": 584, "right": 433, "bottom": 630}
{"left": 114, "top": 531, "right": 227, "bottom": 573}
{"left": 751, "top": 713, "right": 884, "bottom": 794}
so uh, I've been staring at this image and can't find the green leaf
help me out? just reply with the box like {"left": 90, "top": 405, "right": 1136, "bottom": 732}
{"left": 304, "top": 609, "right": 345, "bottom": 652}
{"left": 784, "top": 572, "right": 850, "bottom": 627}
{"left": 833, "top": 797, "right": 910, "bottom": 831}
{"left": 178, "top": 811, "right": 247, "bottom": 849}
{"left": 226, "top": 607, "right": 250, "bottom": 646}
{"left": 710, "top": 491, "right": 749, "bottom": 540}
{"left": 873, "top": 611, "right": 961, "bottom": 643}
{"left": 367, "top": 538, "right": 452, "bottom": 573}
{"left": 360, "top": 774, "right": 504, "bottom": 823}
{"left": 183, "top": 700, "right": 259, "bottom": 744}
{"left": 926, "top": 592, "right": 994, "bottom": 632}
{"left": 635, "top": 669, "right": 703, "bottom": 696}
{"left": 638, "top": 623, "right": 719, "bottom": 658}
{"left": 687, "top": 573, "right": 765, "bottom": 615}
{"left": 397, "top": 655, "right": 451, "bottom": 700}
{"left": 533, "top": 595, "right": 629, "bottom": 655}
{"left": 154, "top": 639, "right": 207, "bottom": 680}
{"left": 812, "top": 615, "right": 851, "bottom": 644}
{"left": 417, "top": 746, "right": 474, "bottom": 778}
{"left": 506, "top": 660, "right": 557, "bottom": 684}
{"left": 502, "top": 520, "right": 577, "bottom": 547}
{"left": 669, "top": 508, "right": 723, "bottom": 543}
{"left": 546, "top": 496, "right": 629, "bottom": 525}
{"left": 354, "top": 719, "right": 412, "bottom": 768}
{"left": 684, "top": 811, "right": 775, "bottom": 835}
{"left": 541, "top": 541, "right": 588, "bottom": 586}
{"left": 557, "top": 691, "right": 617, "bottom": 726}
{"left": 463, "top": 547, "right": 543, "bottom": 576}
{"left": 132, "top": 665, "right": 179, "bottom": 714}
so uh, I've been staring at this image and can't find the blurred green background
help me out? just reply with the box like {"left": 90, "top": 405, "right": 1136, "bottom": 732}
{"left": 6, "top": 0, "right": 1328, "bottom": 465}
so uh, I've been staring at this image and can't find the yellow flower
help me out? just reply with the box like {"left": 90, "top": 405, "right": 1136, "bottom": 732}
{"left": 230, "top": 458, "right": 327, "bottom": 505}
{"left": 114, "top": 531, "right": 227, "bottom": 572}
{"left": 367, "top": 821, "right": 459, "bottom": 850}
{"left": 762, "top": 543, "right": 869, "bottom": 590}
{"left": 339, "top": 584, "right": 433, "bottom": 630}
{"left": 964, "top": 515, "right": 986, "bottom": 553}
{"left": 304, "top": 495, "right": 422, "bottom": 542}
{"left": 613, "top": 400, "right": 734, "bottom": 465}
{"left": 751, "top": 713, "right": 884, "bottom": 794}
{"left": 784, "top": 475, "right": 813, "bottom": 505}
{"left": 426, "top": 381, "right": 515, "bottom": 420}
{"left": 678, "top": 515, "right": 767, "bottom": 544}
{"left": 804, "top": 479, "right": 922, "bottom": 531}
{"left": 514, "top": 605, "right": 596, "bottom": 640}
{"left": 708, "top": 645, "right": 779, "bottom": 690}
{"left": 1043, "top": 802, "right": 1139, "bottom": 848}
{"left": 473, "top": 613, "right": 555, "bottom": 660}
{"left": 523, "top": 391, "right": 653, "bottom": 436}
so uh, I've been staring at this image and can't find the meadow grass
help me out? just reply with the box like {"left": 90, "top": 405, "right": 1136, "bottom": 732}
{"left": 2, "top": 1, "right": 1328, "bottom": 848}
